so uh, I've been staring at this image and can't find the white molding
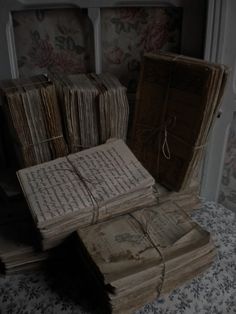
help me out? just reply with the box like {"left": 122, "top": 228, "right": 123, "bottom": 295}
{"left": 6, "top": 15, "right": 19, "bottom": 79}
{"left": 201, "top": 0, "right": 236, "bottom": 202}
{"left": 17, "top": 0, "right": 183, "bottom": 8}
{"left": 204, "top": 0, "right": 227, "bottom": 63}
{"left": 88, "top": 8, "right": 102, "bottom": 74}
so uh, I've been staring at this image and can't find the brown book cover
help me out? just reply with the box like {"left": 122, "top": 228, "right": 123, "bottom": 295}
{"left": 130, "top": 53, "right": 227, "bottom": 191}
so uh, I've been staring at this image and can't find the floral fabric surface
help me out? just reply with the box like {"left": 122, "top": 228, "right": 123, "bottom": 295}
{"left": 219, "top": 113, "right": 236, "bottom": 213}
{"left": 13, "top": 7, "right": 182, "bottom": 88}
{"left": 13, "top": 9, "right": 94, "bottom": 76}
{"left": 0, "top": 202, "right": 235, "bottom": 314}
{"left": 101, "top": 7, "right": 182, "bottom": 93}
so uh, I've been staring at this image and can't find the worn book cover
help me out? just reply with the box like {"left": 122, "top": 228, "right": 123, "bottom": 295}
{"left": 130, "top": 53, "right": 228, "bottom": 191}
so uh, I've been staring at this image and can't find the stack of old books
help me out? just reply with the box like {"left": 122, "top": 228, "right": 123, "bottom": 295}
{"left": 53, "top": 201, "right": 214, "bottom": 314}
{"left": 2, "top": 52, "right": 226, "bottom": 311}
{"left": 13, "top": 138, "right": 216, "bottom": 313}
{"left": 0, "top": 75, "right": 68, "bottom": 167}
{"left": 54, "top": 72, "right": 129, "bottom": 153}
{"left": 17, "top": 139, "right": 157, "bottom": 250}
{"left": 130, "top": 52, "right": 228, "bottom": 191}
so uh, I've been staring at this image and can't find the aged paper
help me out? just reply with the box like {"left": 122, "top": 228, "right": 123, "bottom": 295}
{"left": 132, "top": 201, "right": 194, "bottom": 247}
{"left": 17, "top": 139, "right": 155, "bottom": 227}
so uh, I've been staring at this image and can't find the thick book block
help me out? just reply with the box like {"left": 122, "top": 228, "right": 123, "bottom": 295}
{"left": 130, "top": 52, "right": 228, "bottom": 191}
{"left": 0, "top": 75, "right": 68, "bottom": 167}
{"left": 17, "top": 139, "right": 157, "bottom": 249}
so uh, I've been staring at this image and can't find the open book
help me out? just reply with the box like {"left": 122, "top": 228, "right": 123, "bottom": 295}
{"left": 17, "top": 139, "right": 157, "bottom": 249}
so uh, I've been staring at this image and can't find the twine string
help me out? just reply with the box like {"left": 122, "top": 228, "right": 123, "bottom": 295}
{"left": 65, "top": 156, "right": 100, "bottom": 225}
{"left": 129, "top": 213, "right": 166, "bottom": 296}
{"left": 21, "top": 135, "right": 64, "bottom": 148}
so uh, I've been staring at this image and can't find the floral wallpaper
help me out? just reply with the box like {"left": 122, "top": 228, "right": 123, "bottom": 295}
{"left": 101, "top": 7, "right": 182, "bottom": 93}
{"left": 12, "top": 7, "right": 182, "bottom": 87}
{"left": 219, "top": 113, "right": 236, "bottom": 213}
{"left": 12, "top": 9, "right": 94, "bottom": 76}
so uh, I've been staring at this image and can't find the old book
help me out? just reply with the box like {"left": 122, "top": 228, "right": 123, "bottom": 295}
{"left": 0, "top": 75, "right": 68, "bottom": 167}
{"left": 130, "top": 52, "right": 228, "bottom": 191}
{"left": 17, "top": 139, "right": 157, "bottom": 250}
{"left": 89, "top": 73, "right": 129, "bottom": 143}
{"left": 53, "top": 72, "right": 129, "bottom": 153}
{"left": 75, "top": 201, "right": 215, "bottom": 313}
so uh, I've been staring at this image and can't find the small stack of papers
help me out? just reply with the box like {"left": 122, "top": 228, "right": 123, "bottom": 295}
{"left": 55, "top": 73, "right": 129, "bottom": 153}
{"left": 0, "top": 75, "right": 68, "bottom": 167}
{"left": 77, "top": 201, "right": 215, "bottom": 314}
{"left": 0, "top": 213, "right": 48, "bottom": 274}
{"left": 156, "top": 177, "right": 201, "bottom": 214}
{"left": 17, "top": 139, "right": 157, "bottom": 250}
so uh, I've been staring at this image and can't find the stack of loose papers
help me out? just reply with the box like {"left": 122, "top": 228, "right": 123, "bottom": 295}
{"left": 77, "top": 201, "right": 215, "bottom": 314}
{"left": 156, "top": 177, "right": 201, "bottom": 214}
{"left": 0, "top": 221, "right": 48, "bottom": 274}
{"left": 0, "top": 75, "right": 68, "bottom": 167}
{"left": 17, "top": 139, "right": 157, "bottom": 250}
{"left": 55, "top": 73, "right": 129, "bottom": 153}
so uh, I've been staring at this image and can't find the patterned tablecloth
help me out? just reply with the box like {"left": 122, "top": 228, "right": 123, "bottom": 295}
{"left": 0, "top": 202, "right": 235, "bottom": 314}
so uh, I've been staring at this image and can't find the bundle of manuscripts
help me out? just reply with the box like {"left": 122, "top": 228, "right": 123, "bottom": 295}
{"left": 54, "top": 73, "right": 129, "bottom": 153}
{"left": 14, "top": 139, "right": 216, "bottom": 313}
{"left": 0, "top": 73, "right": 129, "bottom": 168}
{"left": 17, "top": 139, "right": 157, "bottom": 250}
{"left": 0, "top": 75, "right": 68, "bottom": 167}
{"left": 75, "top": 201, "right": 215, "bottom": 314}
{"left": 130, "top": 52, "right": 228, "bottom": 191}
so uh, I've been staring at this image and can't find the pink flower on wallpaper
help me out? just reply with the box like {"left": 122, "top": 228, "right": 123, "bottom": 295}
{"left": 105, "top": 47, "right": 125, "bottom": 65}
{"left": 53, "top": 51, "right": 87, "bottom": 73}
{"left": 29, "top": 38, "right": 54, "bottom": 68}
{"left": 118, "top": 8, "right": 145, "bottom": 23}
{"left": 29, "top": 36, "right": 87, "bottom": 73}
{"left": 139, "top": 21, "right": 169, "bottom": 53}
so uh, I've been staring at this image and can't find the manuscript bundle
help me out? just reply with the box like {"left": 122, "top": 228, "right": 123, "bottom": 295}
{"left": 0, "top": 75, "right": 68, "bottom": 167}
{"left": 54, "top": 72, "right": 129, "bottom": 152}
{"left": 2, "top": 138, "right": 216, "bottom": 313}
{"left": 0, "top": 73, "right": 129, "bottom": 168}
{"left": 17, "top": 139, "right": 157, "bottom": 250}
{"left": 130, "top": 52, "right": 228, "bottom": 191}
{"left": 0, "top": 52, "right": 224, "bottom": 311}
{"left": 75, "top": 201, "right": 215, "bottom": 314}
